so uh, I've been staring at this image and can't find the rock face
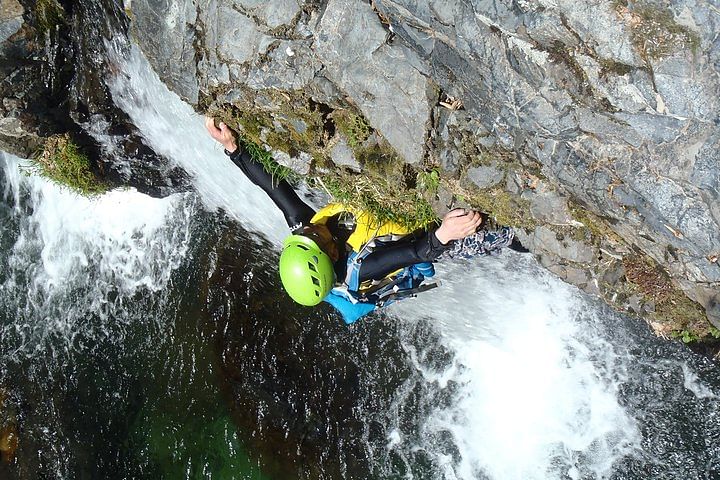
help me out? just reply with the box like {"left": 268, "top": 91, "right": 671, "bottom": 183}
{"left": 0, "top": 0, "right": 43, "bottom": 157}
{"left": 127, "top": 0, "right": 720, "bottom": 330}
{"left": 373, "top": 0, "right": 719, "bottom": 326}
{"left": 0, "top": 0, "right": 192, "bottom": 197}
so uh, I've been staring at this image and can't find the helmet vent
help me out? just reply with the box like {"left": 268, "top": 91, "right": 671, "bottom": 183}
{"left": 307, "top": 262, "right": 317, "bottom": 272}
{"left": 311, "top": 255, "right": 319, "bottom": 263}
{"left": 297, "top": 245, "right": 309, "bottom": 250}
{"left": 311, "top": 277, "right": 320, "bottom": 286}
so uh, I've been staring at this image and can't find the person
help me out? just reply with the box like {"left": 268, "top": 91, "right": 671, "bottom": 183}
{"left": 205, "top": 117, "right": 526, "bottom": 324}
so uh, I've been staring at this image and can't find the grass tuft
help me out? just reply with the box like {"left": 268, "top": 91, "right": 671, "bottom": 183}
{"left": 240, "top": 138, "right": 297, "bottom": 184}
{"left": 316, "top": 172, "right": 438, "bottom": 231}
{"left": 30, "top": 134, "right": 106, "bottom": 196}
{"left": 331, "top": 109, "right": 372, "bottom": 148}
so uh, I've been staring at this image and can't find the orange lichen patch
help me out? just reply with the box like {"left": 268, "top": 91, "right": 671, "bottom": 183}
{"left": 0, "top": 424, "right": 19, "bottom": 464}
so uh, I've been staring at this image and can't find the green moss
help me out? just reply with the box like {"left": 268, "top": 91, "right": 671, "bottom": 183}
{"left": 546, "top": 40, "right": 592, "bottom": 96}
{"left": 35, "top": 0, "right": 65, "bottom": 33}
{"left": 467, "top": 187, "right": 535, "bottom": 229}
{"left": 240, "top": 139, "right": 297, "bottom": 184}
{"left": 568, "top": 202, "right": 623, "bottom": 244}
{"left": 331, "top": 109, "right": 372, "bottom": 149}
{"left": 31, "top": 134, "right": 106, "bottom": 195}
{"left": 598, "top": 59, "right": 634, "bottom": 77}
{"left": 356, "top": 141, "right": 404, "bottom": 178}
{"left": 627, "top": 5, "right": 701, "bottom": 59}
{"left": 208, "top": 89, "right": 328, "bottom": 165}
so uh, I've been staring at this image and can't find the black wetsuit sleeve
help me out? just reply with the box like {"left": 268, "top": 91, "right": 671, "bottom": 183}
{"left": 229, "top": 148, "right": 316, "bottom": 229}
{"left": 357, "top": 230, "right": 450, "bottom": 283}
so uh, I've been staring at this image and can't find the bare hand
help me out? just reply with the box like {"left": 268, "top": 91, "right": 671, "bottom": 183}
{"left": 205, "top": 117, "right": 238, "bottom": 153}
{"left": 434, "top": 209, "right": 483, "bottom": 244}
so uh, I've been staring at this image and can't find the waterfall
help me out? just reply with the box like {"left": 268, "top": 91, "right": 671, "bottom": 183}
{"left": 0, "top": 152, "right": 193, "bottom": 356}
{"left": 103, "top": 39, "right": 292, "bottom": 245}
{"left": 391, "top": 257, "right": 639, "bottom": 479}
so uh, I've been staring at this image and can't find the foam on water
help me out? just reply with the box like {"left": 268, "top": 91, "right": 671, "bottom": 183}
{"left": 392, "top": 254, "right": 640, "bottom": 479}
{"left": 104, "top": 40, "right": 290, "bottom": 245}
{"left": 0, "top": 152, "right": 193, "bottom": 356}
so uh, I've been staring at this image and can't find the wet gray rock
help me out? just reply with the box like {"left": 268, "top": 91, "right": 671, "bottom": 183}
{"left": 330, "top": 137, "right": 361, "bottom": 172}
{"left": 130, "top": 0, "right": 199, "bottom": 103}
{"left": 216, "top": 7, "right": 272, "bottom": 67}
{"left": 315, "top": 0, "right": 431, "bottom": 164}
{"left": 524, "top": 188, "right": 576, "bottom": 226}
{"left": 532, "top": 226, "right": 596, "bottom": 264}
{"left": 466, "top": 163, "right": 504, "bottom": 189}
{"left": 236, "top": 0, "right": 302, "bottom": 29}
{"left": 274, "top": 149, "right": 312, "bottom": 175}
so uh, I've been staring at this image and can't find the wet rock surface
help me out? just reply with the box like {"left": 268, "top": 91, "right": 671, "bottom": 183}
{"left": 0, "top": 0, "right": 192, "bottom": 197}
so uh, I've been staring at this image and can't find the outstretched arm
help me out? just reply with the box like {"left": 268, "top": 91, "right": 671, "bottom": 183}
{"left": 205, "top": 117, "right": 315, "bottom": 230}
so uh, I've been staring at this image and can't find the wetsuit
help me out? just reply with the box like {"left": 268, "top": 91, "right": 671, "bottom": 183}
{"left": 228, "top": 148, "right": 449, "bottom": 283}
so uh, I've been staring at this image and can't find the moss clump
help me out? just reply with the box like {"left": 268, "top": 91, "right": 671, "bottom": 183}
{"left": 568, "top": 202, "right": 623, "bottom": 244}
{"left": 240, "top": 139, "right": 297, "bottom": 184}
{"left": 623, "top": 254, "right": 710, "bottom": 339}
{"left": 622, "top": 4, "right": 701, "bottom": 59}
{"left": 35, "top": 0, "right": 65, "bottom": 33}
{"left": 331, "top": 109, "right": 372, "bottom": 148}
{"left": 468, "top": 187, "right": 535, "bottom": 229}
{"left": 31, "top": 134, "right": 106, "bottom": 195}
{"left": 317, "top": 172, "right": 438, "bottom": 231}
{"left": 598, "top": 59, "right": 634, "bottom": 77}
{"left": 209, "top": 89, "right": 329, "bottom": 165}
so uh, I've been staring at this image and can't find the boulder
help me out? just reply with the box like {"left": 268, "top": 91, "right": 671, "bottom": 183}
{"left": 315, "top": 0, "right": 431, "bottom": 164}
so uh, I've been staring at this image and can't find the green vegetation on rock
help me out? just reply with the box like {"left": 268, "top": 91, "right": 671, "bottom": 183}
{"left": 31, "top": 134, "right": 106, "bottom": 195}
{"left": 35, "top": 0, "right": 65, "bottom": 33}
{"left": 240, "top": 138, "right": 297, "bottom": 184}
{"left": 209, "top": 89, "right": 329, "bottom": 165}
{"left": 317, "top": 171, "right": 438, "bottom": 231}
{"left": 623, "top": 254, "right": 710, "bottom": 340}
{"left": 331, "top": 109, "right": 372, "bottom": 148}
{"left": 618, "top": 3, "right": 701, "bottom": 59}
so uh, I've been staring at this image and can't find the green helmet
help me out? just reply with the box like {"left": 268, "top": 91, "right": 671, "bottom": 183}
{"left": 279, "top": 234, "right": 335, "bottom": 306}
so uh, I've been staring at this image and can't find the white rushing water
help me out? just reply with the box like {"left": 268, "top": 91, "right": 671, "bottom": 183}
{"left": 0, "top": 152, "right": 193, "bottom": 356}
{"left": 392, "top": 255, "right": 640, "bottom": 480}
{"left": 103, "top": 40, "right": 290, "bottom": 245}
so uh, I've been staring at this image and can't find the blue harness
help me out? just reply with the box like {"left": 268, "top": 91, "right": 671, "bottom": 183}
{"left": 323, "top": 238, "right": 437, "bottom": 324}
